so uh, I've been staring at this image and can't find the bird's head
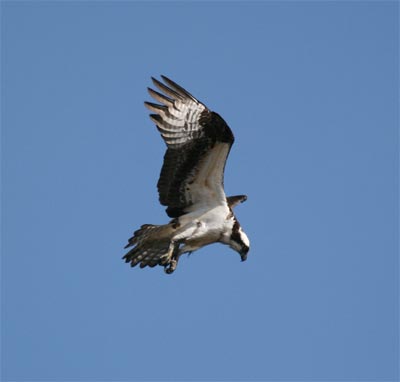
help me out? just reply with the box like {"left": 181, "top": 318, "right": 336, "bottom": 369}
{"left": 229, "top": 220, "right": 250, "bottom": 261}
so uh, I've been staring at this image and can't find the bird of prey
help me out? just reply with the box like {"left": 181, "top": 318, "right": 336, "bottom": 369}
{"left": 123, "top": 76, "right": 250, "bottom": 274}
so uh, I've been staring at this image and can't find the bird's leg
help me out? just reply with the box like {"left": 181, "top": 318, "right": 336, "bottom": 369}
{"left": 165, "top": 259, "right": 177, "bottom": 274}
{"left": 165, "top": 253, "right": 182, "bottom": 274}
{"left": 164, "top": 241, "right": 181, "bottom": 274}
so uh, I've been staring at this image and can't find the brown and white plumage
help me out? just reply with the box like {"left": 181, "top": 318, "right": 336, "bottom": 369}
{"left": 123, "top": 76, "right": 250, "bottom": 274}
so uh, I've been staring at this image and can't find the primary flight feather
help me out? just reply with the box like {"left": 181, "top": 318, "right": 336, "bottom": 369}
{"left": 123, "top": 76, "right": 250, "bottom": 274}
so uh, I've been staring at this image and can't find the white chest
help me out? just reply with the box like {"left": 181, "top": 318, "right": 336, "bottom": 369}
{"left": 173, "top": 204, "right": 231, "bottom": 244}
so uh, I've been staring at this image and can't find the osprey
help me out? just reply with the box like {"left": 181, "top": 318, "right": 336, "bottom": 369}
{"left": 123, "top": 76, "right": 250, "bottom": 274}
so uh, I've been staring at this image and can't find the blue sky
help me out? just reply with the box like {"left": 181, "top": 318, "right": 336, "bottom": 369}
{"left": 2, "top": 1, "right": 398, "bottom": 381}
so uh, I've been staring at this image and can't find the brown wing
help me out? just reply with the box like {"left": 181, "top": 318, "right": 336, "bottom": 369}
{"left": 145, "top": 76, "right": 235, "bottom": 218}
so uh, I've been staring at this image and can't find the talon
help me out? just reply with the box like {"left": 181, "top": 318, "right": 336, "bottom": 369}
{"left": 162, "top": 240, "right": 181, "bottom": 274}
{"left": 164, "top": 259, "right": 177, "bottom": 274}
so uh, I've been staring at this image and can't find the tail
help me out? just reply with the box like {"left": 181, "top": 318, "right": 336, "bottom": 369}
{"left": 122, "top": 224, "right": 172, "bottom": 269}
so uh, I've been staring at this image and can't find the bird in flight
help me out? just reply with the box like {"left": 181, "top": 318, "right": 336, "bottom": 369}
{"left": 123, "top": 76, "right": 250, "bottom": 274}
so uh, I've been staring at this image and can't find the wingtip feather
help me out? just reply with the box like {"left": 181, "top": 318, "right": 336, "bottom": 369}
{"left": 160, "top": 75, "right": 197, "bottom": 102}
{"left": 151, "top": 76, "right": 183, "bottom": 100}
{"left": 144, "top": 101, "right": 166, "bottom": 113}
{"left": 147, "top": 87, "right": 173, "bottom": 106}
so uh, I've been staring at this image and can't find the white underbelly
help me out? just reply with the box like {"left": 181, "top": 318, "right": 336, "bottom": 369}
{"left": 173, "top": 204, "right": 229, "bottom": 245}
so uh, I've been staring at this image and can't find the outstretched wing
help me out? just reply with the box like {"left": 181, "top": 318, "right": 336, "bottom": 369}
{"left": 145, "top": 76, "right": 235, "bottom": 218}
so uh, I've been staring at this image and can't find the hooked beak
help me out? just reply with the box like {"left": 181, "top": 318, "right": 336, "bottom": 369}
{"left": 240, "top": 247, "right": 249, "bottom": 262}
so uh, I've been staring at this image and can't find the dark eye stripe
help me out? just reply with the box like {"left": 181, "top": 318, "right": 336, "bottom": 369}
{"left": 231, "top": 219, "right": 241, "bottom": 243}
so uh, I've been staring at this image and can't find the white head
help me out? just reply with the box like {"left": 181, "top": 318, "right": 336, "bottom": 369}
{"left": 229, "top": 220, "right": 250, "bottom": 261}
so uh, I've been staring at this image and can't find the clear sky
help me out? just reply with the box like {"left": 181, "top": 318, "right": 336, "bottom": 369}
{"left": 2, "top": 1, "right": 398, "bottom": 381}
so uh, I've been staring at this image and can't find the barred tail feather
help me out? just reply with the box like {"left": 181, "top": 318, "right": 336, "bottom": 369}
{"left": 124, "top": 224, "right": 157, "bottom": 249}
{"left": 122, "top": 224, "right": 173, "bottom": 269}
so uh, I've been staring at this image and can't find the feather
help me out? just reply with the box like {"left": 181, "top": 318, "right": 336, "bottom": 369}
{"left": 151, "top": 77, "right": 183, "bottom": 100}
{"left": 147, "top": 87, "right": 174, "bottom": 107}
